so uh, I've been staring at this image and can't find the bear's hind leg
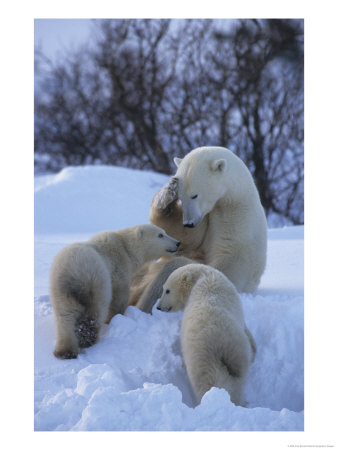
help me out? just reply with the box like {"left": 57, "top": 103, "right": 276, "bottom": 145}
{"left": 244, "top": 326, "right": 257, "bottom": 362}
{"left": 53, "top": 313, "right": 80, "bottom": 359}
{"left": 216, "top": 329, "right": 252, "bottom": 406}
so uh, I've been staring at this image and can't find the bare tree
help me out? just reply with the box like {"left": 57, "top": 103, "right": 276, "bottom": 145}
{"left": 93, "top": 20, "right": 174, "bottom": 172}
{"left": 205, "top": 19, "right": 304, "bottom": 223}
{"left": 34, "top": 19, "right": 304, "bottom": 224}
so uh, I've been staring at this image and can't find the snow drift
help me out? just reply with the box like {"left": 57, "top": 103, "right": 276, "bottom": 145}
{"left": 34, "top": 165, "right": 304, "bottom": 431}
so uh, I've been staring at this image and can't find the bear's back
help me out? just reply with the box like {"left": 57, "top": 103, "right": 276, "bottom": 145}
{"left": 183, "top": 270, "right": 245, "bottom": 330}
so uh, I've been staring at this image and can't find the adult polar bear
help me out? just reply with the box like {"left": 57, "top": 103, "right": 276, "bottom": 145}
{"left": 130, "top": 146, "right": 267, "bottom": 312}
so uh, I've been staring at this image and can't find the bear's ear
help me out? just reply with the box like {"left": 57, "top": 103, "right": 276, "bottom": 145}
{"left": 210, "top": 158, "right": 227, "bottom": 172}
{"left": 181, "top": 271, "right": 192, "bottom": 284}
{"left": 174, "top": 157, "right": 182, "bottom": 167}
{"left": 137, "top": 228, "right": 144, "bottom": 239}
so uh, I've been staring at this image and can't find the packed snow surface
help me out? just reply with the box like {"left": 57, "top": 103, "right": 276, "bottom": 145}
{"left": 34, "top": 165, "right": 304, "bottom": 431}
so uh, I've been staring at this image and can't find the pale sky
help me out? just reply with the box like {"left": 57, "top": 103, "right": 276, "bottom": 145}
{"left": 34, "top": 18, "right": 235, "bottom": 62}
{"left": 34, "top": 19, "right": 93, "bottom": 61}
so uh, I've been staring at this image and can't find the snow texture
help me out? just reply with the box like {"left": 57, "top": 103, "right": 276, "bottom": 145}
{"left": 34, "top": 165, "right": 304, "bottom": 431}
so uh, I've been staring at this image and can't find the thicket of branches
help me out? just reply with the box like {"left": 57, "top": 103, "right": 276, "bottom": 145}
{"left": 35, "top": 19, "right": 304, "bottom": 224}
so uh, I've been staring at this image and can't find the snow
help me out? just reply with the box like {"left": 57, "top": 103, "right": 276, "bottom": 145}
{"left": 34, "top": 165, "right": 304, "bottom": 432}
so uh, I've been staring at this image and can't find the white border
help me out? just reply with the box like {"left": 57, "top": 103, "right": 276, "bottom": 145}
{"left": 1, "top": 0, "right": 337, "bottom": 448}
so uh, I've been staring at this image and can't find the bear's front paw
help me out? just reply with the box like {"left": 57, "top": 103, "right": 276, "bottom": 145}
{"left": 53, "top": 349, "right": 78, "bottom": 359}
{"left": 153, "top": 177, "right": 178, "bottom": 215}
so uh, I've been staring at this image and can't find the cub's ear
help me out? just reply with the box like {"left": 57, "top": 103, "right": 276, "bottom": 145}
{"left": 181, "top": 271, "right": 192, "bottom": 284}
{"left": 210, "top": 158, "right": 227, "bottom": 172}
{"left": 137, "top": 228, "right": 144, "bottom": 239}
{"left": 174, "top": 157, "right": 182, "bottom": 167}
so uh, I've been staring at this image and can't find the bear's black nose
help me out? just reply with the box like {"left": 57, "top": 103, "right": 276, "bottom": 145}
{"left": 176, "top": 241, "right": 181, "bottom": 248}
{"left": 156, "top": 306, "right": 161, "bottom": 310}
{"left": 184, "top": 223, "right": 194, "bottom": 228}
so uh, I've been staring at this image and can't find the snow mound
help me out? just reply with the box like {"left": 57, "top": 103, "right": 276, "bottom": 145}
{"left": 34, "top": 165, "right": 304, "bottom": 431}
{"left": 35, "top": 299, "right": 303, "bottom": 431}
{"left": 34, "top": 165, "right": 169, "bottom": 234}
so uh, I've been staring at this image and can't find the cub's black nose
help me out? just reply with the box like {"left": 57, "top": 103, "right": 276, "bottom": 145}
{"left": 157, "top": 306, "right": 161, "bottom": 310}
{"left": 176, "top": 241, "right": 181, "bottom": 248}
{"left": 184, "top": 223, "right": 194, "bottom": 228}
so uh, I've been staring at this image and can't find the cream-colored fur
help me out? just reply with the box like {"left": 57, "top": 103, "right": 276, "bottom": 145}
{"left": 130, "top": 256, "right": 194, "bottom": 312}
{"left": 157, "top": 263, "right": 256, "bottom": 406}
{"left": 50, "top": 224, "right": 180, "bottom": 359}
{"left": 132, "top": 146, "right": 267, "bottom": 312}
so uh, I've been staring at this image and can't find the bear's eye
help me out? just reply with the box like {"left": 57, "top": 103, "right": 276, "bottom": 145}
{"left": 158, "top": 233, "right": 164, "bottom": 238}
{"left": 191, "top": 194, "right": 198, "bottom": 199}
{"left": 165, "top": 289, "right": 170, "bottom": 294}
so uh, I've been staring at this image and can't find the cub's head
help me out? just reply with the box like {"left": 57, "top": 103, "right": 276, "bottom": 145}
{"left": 137, "top": 224, "right": 180, "bottom": 259}
{"left": 157, "top": 263, "right": 207, "bottom": 312}
{"left": 174, "top": 147, "right": 231, "bottom": 228}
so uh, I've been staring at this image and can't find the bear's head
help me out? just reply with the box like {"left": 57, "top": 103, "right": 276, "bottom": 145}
{"left": 173, "top": 146, "right": 247, "bottom": 227}
{"left": 157, "top": 263, "right": 209, "bottom": 312}
{"left": 136, "top": 224, "right": 180, "bottom": 260}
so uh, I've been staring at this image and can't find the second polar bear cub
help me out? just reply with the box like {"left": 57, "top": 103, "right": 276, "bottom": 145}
{"left": 157, "top": 263, "right": 256, "bottom": 406}
{"left": 50, "top": 224, "right": 180, "bottom": 359}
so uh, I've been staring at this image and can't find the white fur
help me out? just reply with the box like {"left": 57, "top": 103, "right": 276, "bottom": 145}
{"left": 149, "top": 146, "right": 267, "bottom": 295}
{"left": 158, "top": 263, "right": 256, "bottom": 406}
{"left": 50, "top": 224, "right": 179, "bottom": 359}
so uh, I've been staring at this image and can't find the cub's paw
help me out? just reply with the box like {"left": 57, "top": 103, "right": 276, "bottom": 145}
{"left": 76, "top": 318, "right": 98, "bottom": 348}
{"left": 53, "top": 349, "right": 78, "bottom": 359}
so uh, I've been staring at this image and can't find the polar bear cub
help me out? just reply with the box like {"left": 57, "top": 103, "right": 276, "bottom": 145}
{"left": 157, "top": 263, "right": 256, "bottom": 406}
{"left": 50, "top": 224, "right": 180, "bottom": 359}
